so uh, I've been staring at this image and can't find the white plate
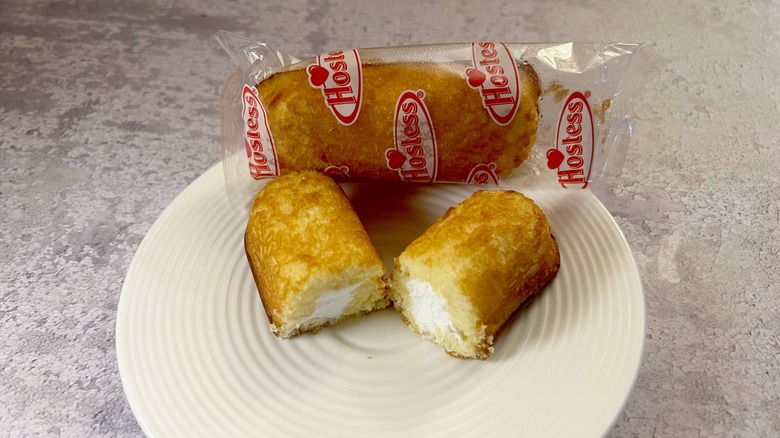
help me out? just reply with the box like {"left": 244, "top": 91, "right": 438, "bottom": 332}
{"left": 117, "top": 164, "right": 644, "bottom": 438}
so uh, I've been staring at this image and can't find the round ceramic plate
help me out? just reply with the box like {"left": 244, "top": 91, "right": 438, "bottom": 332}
{"left": 117, "top": 164, "right": 644, "bottom": 437}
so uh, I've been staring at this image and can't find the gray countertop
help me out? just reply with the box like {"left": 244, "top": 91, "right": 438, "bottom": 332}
{"left": 2, "top": 0, "right": 778, "bottom": 436}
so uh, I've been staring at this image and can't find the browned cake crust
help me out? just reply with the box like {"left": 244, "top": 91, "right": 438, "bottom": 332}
{"left": 389, "top": 190, "right": 560, "bottom": 359}
{"left": 244, "top": 171, "right": 387, "bottom": 337}
{"left": 255, "top": 62, "right": 540, "bottom": 182}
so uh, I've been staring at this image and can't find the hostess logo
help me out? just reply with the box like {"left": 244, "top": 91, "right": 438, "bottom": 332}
{"left": 465, "top": 42, "right": 521, "bottom": 126}
{"left": 241, "top": 85, "right": 278, "bottom": 179}
{"left": 385, "top": 90, "right": 438, "bottom": 182}
{"left": 306, "top": 49, "right": 363, "bottom": 126}
{"left": 466, "top": 163, "right": 499, "bottom": 185}
{"left": 547, "top": 91, "right": 594, "bottom": 189}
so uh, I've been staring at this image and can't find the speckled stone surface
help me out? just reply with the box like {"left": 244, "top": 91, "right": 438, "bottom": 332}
{"left": 1, "top": 0, "right": 778, "bottom": 436}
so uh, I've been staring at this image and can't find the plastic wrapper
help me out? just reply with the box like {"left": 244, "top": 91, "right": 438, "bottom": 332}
{"left": 217, "top": 32, "right": 658, "bottom": 210}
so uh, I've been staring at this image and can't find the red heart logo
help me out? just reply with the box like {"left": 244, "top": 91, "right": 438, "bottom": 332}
{"left": 307, "top": 65, "right": 329, "bottom": 87}
{"left": 546, "top": 149, "right": 564, "bottom": 169}
{"left": 385, "top": 149, "right": 406, "bottom": 170}
{"left": 466, "top": 68, "right": 486, "bottom": 88}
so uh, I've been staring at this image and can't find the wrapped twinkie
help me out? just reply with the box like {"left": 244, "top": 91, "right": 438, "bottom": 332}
{"left": 244, "top": 171, "right": 389, "bottom": 338}
{"left": 218, "top": 33, "right": 659, "bottom": 210}
{"left": 245, "top": 49, "right": 539, "bottom": 183}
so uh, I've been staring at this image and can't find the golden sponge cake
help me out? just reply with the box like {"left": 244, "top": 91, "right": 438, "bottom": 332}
{"left": 388, "top": 190, "right": 560, "bottom": 359}
{"left": 245, "top": 171, "right": 388, "bottom": 337}
{"left": 255, "top": 60, "right": 540, "bottom": 182}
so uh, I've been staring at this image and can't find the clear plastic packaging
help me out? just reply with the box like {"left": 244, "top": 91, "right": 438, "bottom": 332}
{"left": 217, "top": 31, "right": 659, "bottom": 210}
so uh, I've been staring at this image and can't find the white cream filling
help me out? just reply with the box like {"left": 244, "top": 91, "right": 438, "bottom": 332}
{"left": 296, "top": 282, "right": 364, "bottom": 327}
{"left": 404, "top": 278, "right": 461, "bottom": 340}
